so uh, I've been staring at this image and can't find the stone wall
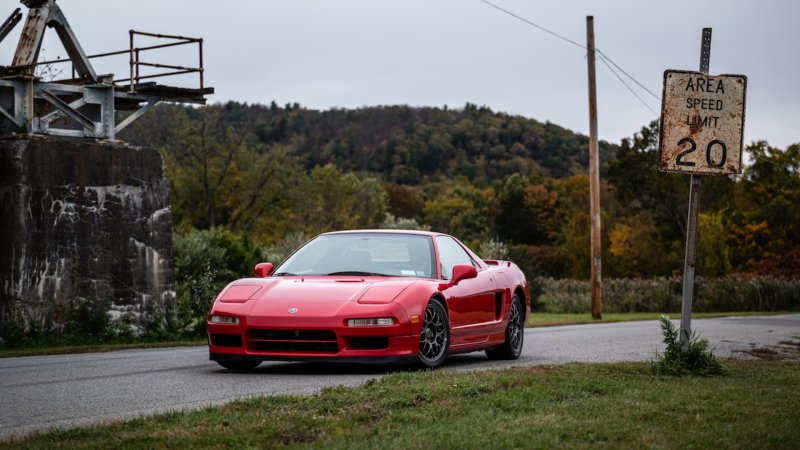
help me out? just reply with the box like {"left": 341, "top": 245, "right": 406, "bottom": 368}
{"left": 0, "top": 137, "right": 174, "bottom": 341}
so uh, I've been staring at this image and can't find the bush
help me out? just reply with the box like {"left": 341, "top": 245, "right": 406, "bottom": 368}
{"left": 261, "top": 231, "right": 311, "bottom": 265}
{"left": 475, "top": 238, "right": 509, "bottom": 261}
{"left": 653, "top": 315, "right": 726, "bottom": 376}
{"left": 174, "top": 228, "right": 261, "bottom": 337}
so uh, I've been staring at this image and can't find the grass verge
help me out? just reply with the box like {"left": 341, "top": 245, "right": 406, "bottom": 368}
{"left": 526, "top": 311, "right": 790, "bottom": 327}
{"left": 3, "top": 360, "right": 798, "bottom": 449}
{"left": 0, "top": 340, "right": 206, "bottom": 359}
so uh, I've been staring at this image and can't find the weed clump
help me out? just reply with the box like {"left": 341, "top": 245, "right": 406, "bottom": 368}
{"left": 653, "top": 315, "right": 726, "bottom": 376}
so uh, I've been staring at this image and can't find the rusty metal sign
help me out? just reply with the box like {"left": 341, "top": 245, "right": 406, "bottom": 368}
{"left": 658, "top": 70, "right": 747, "bottom": 175}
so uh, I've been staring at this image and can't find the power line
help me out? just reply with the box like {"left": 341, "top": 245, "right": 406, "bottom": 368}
{"left": 597, "top": 54, "right": 658, "bottom": 116}
{"left": 477, "top": 0, "right": 660, "bottom": 114}
{"left": 479, "top": 0, "right": 782, "bottom": 169}
{"left": 477, "top": 0, "right": 585, "bottom": 50}
{"left": 596, "top": 49, "right": 661, "bottom": 102}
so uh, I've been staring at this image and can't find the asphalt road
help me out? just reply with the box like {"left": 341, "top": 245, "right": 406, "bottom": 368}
{"left": 2, "top": 314, "right": 798, "bottom": 440}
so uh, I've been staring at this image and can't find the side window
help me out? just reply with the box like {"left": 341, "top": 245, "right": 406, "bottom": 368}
{"left": 435, "top": 236, "right": 475, "bottom": 280}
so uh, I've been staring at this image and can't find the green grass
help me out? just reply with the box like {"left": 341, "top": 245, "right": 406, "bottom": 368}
{"left": 526, "top": 311, "right": 788, "bottom": 327}
{"left": 0, "top": 340, "right": 206, "bottom": 359}
{"left": 3, "top": 360, "right": 798, "bottom": 449}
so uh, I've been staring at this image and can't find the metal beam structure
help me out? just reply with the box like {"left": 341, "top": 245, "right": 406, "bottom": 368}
{"left": 0, "top": 0, "right": 212, "bottom": 140}
{"left": 0, "top": 8, "right": 23, "bottom": 45}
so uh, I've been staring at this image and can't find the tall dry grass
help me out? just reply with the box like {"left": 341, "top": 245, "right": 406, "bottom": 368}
{"left": 532, "top": 276, "right": 800, "bottom": 313}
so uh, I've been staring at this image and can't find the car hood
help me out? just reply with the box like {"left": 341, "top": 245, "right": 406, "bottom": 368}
{"left": 221, "top": 277, "right": 414, "bottom": 318}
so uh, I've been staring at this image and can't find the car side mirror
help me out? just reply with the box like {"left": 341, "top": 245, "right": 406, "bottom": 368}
{"left": 254, "top": 263, "right": 273, "bottom": 278}
{"left": 450, "top": 264, "right": 477, "bottom": 285}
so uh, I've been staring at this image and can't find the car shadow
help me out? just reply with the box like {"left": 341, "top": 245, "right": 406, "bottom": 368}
{"left": 213, "top": 361, "right": 407, "bottom": 376}
{"left": 211, "top": 353, "right": 525, "bottom": 376}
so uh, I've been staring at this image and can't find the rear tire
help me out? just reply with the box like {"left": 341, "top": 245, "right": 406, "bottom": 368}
{"left": 486, "top": 294, "right": 524, "bottom": 360}
{"left": 217, "top": 360, "right": 261, "bottom": 370}
{"left": 416, "top": 298, "right": 450, "bottom": 369}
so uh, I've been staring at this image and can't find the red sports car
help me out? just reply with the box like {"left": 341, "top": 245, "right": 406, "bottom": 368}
{"left": 207, "top": 230, "right": 530, "bottom": 369}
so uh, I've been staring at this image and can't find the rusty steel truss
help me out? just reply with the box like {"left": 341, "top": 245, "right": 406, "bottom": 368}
{"left": 0, "top": 0, "right": 213, "bottom": 140}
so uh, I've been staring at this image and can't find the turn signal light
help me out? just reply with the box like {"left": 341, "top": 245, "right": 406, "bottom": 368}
{"left": 210, "top": 315, "right": 240, "bottom": 325}
{"left": 347, "top": 318, "right": 394, "bottom": 327}
{"left": 410, "top": 315, "right": 420, "bottom": 324}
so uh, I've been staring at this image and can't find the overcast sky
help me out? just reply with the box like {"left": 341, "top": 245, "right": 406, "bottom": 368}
{"left": 2, "top": 0, "right": 798, "bottom": 148}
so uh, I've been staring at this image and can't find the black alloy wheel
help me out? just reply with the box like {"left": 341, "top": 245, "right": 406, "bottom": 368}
{"left": 417, "top": 299, "right": 450, "bottom": 369}
{"left": 486, "top": 294, "right": 525, "bottom": 360}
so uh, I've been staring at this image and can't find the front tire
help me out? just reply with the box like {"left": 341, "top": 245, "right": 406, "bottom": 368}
{"left": 486, "top": 294, "right": 524, "bottom": 360}
{"left": 417, "top": 298, "right": 450, "bottom": 369}
{"left": 216, "top": 360, "right": 261, "bottom": 370}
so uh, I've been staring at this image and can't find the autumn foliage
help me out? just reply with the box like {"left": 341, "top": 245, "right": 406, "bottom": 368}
{"left": 121, "top": 104, "right": 798, "bottom": 281}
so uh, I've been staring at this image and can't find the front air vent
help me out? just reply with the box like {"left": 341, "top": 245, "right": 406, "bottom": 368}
{"left": 210, "top": 334, "right": 243, "bottom": 347}
{"left": 347, "top": 337, "right": 389, "bottom": 350}
{"left": 246, "top": 329, "right": 338, "bottom": 353}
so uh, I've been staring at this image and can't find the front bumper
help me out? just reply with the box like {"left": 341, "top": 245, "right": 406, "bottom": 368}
{"left": 208, "top": 323, "right": 420, "bottom": 363}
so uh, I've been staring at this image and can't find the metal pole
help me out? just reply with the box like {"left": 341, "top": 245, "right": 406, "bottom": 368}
{"left": 679, "top": 28, "right": 712, "bottom": 348}
{"left": 198, "top": 38, "right": 204, "bottom": 89}
{"left": 586, "top": 16, "right": 602, "bottom": 320}
{"left": 129, "top": 29, "right": 134, "bottom": 91}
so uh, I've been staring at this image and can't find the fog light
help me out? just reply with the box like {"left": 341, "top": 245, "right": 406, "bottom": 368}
{"left": 210, "top": 315, "right": 239, "bottom": 325}
{"left": 347, "top": 318, "right": 394, "bottom": 327}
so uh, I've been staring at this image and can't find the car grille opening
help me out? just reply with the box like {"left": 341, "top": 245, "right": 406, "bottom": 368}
{"left": 347, "top": 337, "right": 389, "bottom": 350}
{"left": 210, "top": 334, "right": 243, "bottom": 348}
{"left": 246, "top": 329, "right": 338, "bottom": 353}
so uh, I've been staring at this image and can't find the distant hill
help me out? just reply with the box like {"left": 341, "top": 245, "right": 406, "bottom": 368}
{"left": 120, "top": 101, "right": 618, "bottom": 183}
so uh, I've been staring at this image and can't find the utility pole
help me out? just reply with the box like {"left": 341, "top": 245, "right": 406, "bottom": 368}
{"left": 586, "top": 15, "right": 602, "bottom": 320}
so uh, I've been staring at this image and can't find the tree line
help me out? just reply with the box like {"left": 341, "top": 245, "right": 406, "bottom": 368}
{"left": 120, "top": 102, "right": 799, "bottom": 280}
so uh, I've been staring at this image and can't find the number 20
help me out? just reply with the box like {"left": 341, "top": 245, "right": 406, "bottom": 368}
{"left": 675, "top": 138, "right": 727, "bottom": 169}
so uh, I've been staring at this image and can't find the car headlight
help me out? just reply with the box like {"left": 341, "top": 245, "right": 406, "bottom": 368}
{"left": 347, "top": 318, "right": 394, "bottom": 327}
{"left": 210, "top": 315, "right": 240, "bottom": 325}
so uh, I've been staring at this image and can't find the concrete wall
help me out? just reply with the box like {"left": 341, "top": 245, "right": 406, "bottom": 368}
{"left": 0, "top": 137, "right": 174, "bottom": 341}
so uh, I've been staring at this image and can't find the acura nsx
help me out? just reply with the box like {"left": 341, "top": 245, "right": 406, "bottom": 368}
{"left": 207, "top": 230, "right": 530, "bottom": 369}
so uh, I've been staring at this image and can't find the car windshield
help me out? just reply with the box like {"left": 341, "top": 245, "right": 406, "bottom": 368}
{"left": 273, "top": 233, "right": 435, "bottom": 278}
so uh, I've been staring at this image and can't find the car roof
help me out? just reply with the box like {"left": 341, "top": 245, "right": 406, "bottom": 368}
{"left": 321, "top": 229, "right": 440, "bottom": 237}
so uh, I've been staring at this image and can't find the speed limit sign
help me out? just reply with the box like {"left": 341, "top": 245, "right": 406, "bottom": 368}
{"left": 658, "top": 70, "right": 747, "bottom": 175}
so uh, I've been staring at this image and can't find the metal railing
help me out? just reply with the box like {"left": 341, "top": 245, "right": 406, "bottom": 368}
{"left": 30, "top": 29, "right": 205, "bottom": 91}
{"left": 120, "top": 30, "right": 204, "bottom": 91}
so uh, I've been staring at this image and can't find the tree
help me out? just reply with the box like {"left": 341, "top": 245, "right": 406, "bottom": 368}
{"left": 608, "top": 121, "right": 689, "bottom": 240}
{"left": 293, "top": 165, "right": 388, "bottom": 234}
{"left": 422, "top": 180, "right": 497, "bottom": 244}
{"left": 607, "top": 213, "right": 666, "bottom": 277}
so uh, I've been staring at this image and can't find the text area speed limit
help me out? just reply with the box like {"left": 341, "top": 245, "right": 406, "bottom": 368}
{"left": 658, "top": 70, "right": 747, "bottom": 176}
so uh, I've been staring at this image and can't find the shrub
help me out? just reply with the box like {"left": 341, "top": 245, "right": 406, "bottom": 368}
{"left": 652, "top": 315, "right": 726, "bottom": 376}
{"left": 476, "top": 238, "right": 509, "bottom": 261}
{"left": 173, "top": 228, "right": 261, "bottom": 337}
{"left": 261, "top": 231, "right": 311, "bottom": 265}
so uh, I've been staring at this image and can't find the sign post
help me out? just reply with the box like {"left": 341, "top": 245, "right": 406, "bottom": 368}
{"left": 657, "top": 28, "right": 747, "bottom": 348}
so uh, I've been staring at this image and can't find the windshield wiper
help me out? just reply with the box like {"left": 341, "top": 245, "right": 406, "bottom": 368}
{"left": 326, "top": 271, "right": 389, "bottom": 277}
{"left": 273, "top": 272, "right": 296, "bottom": 276}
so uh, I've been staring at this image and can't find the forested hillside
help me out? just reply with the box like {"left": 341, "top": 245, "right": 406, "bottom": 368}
{"left": 123, "top": 102, "right": 617, "bottom": 183}
{"left": 119, "top": 102, "right": 799, "bottom": 283}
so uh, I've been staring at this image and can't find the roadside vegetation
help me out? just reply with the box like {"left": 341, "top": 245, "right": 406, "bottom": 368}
{"left": 4, "top": 360, "right": 798, "bottom": 449}
{"left": 653, "top": 315, "right": 726, "bottom": 376}
{"left": 525, "top": 311, "right": 787, "bottom": 327}
{"left": 2, "top": 102, "right": 797, "bottom": 347}
{"left": 0, "top": 340, "right": 205, "bottom": 359}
